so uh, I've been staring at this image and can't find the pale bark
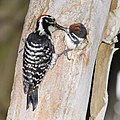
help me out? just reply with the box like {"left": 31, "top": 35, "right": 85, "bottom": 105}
{"left": 7, "top": 0, "right": 114, "bottom": 120}
{"left": 89, "top": 1, "right": 120, "bottom": 120}
{"left": 89, "top": 43, "right": 117, "bottom": 120}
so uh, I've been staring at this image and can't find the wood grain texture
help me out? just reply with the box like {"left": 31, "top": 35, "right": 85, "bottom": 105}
{"left": 89, "top": 43, "right": 117, "bottom": 120}
{"left": 7, "top": 0, "right": 112, "bottom": 120}
{"left": 89, "top": 2, "right": 120, "bottom": 119}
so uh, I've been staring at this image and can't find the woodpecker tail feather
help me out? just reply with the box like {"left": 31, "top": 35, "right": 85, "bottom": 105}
{"left": 23, "top": 80, "right": 39, "bottom": 110}
{"left": 26, "top": 88, "right": 38, "bottom": 111}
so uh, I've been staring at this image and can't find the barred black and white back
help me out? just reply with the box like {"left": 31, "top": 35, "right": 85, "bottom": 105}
{"left": 23, "top": 31, "right": 55, "bottom": 110}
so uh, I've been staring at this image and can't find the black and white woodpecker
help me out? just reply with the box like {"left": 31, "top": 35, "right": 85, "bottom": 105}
{"left": 57, "top": 23, "right": 88, "bottom": 59}
{"left": 23, "top": 14, "right": 65, "bottom": 110}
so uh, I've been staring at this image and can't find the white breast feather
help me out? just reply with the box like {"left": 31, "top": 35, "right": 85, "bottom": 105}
{"left": 65, "top": 33, "right": 76, "bottom": 49}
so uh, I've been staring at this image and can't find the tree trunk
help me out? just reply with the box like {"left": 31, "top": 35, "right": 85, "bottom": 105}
{"left": 89, "top": 1, "right": 120, "bottom": 119}
{"left": 89, "top": 43, "right": 117, "bottom": 120}
{"left": 7, "top": 0, "right": 119, "bottom": 120}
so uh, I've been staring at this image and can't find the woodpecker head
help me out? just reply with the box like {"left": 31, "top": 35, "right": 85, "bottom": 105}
{"left": 69, "top": 23, "right": 87, "bottom": 39}
{"left": 56, "top": 23, "right": 87, "bottom": 39}
{"left": 36, "top": 14, "right": 64, "bottom": 36}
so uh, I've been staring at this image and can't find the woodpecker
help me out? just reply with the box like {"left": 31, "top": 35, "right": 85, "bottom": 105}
{"left": 57, "top": 23, "right": 88, "bottom": 59}
{"left": 23, "top": 14, "right": 63, "bottom": 110}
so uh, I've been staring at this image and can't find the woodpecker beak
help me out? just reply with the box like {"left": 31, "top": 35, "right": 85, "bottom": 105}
{"left": 55, "top": 23, "right": 68, "bottom": 32}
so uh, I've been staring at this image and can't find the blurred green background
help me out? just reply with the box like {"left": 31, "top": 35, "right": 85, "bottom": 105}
{"left": 0, "top": 0, "right": 29, "bottom": 119}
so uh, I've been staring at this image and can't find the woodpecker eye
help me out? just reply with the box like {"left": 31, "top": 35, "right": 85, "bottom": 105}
{"left": 45, "top": 17, "right": 55, "bottom": 24}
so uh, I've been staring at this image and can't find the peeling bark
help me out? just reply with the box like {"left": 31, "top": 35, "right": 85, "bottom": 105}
{"left": 7, "top": 0, "right": 113, "bottom": 120}
{"left": 89, "top": 43, "right": 117, "bottom": 120}
{"left": 89, "top": 1, "right": 120, "bottom": 120}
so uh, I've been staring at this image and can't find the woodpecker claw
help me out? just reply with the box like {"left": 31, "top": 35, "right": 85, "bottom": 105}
{"left": 58, "top": 49, "right": 72, "bottom": 61}
{"left": 64, "top": 49, "right": 72, "bottom": 61}
{"left": 64, "top": 51, "right": 71, "bottom": 61}
{"left": 19, "top": 48, "right": 24, "bottom": 53}
{"left": 18, "top": 38, "right": 26, "bottom": 53}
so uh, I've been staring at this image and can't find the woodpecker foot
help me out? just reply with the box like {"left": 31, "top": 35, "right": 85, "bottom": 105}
{"left": 18, "top": 38, "right": 26, "bottom": 53}
{"left": 64, "top": 49, "right": 72, "bottom": 61}
{"left": 58, "top": 49, "right": 72, "bottom": 61}
{"left": 19, "top": 48, "right": 24, "bottom": 53}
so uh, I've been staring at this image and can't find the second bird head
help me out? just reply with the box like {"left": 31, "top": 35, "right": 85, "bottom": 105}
{"left": 56, "top": 23, "right": 87, "bottom": 39}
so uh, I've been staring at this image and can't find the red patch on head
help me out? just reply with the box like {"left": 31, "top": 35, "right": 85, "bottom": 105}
{"left": 69, "top": 23, "right": 81, "bottom": 30}
{"left": 37, "top": 14, "right": 49, "bottom": 21}
{"left": 69, "top": 23, "right": 81, "bottom": 35}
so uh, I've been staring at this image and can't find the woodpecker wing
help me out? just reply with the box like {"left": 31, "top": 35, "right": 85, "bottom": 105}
{"left": 23, "top": 32, "right": 55, "bottom": 110}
